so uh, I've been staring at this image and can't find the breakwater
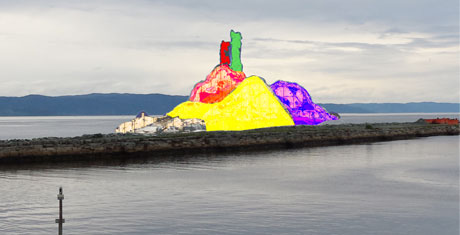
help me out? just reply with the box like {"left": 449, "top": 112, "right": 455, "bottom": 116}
{"left": 0, "top": 122, "right": 458, "bottom": 164}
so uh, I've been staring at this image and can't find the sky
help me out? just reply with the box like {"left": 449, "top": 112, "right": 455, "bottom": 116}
{"left": 0, "top": 0, "right": 458, "bottom": 103}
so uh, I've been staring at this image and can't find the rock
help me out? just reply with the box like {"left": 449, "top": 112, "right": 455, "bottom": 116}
{"left": 270, "top": 80, "right": 338, "bottom": 125}
{"left": 136, "top": 125, "right": 162, "bottom": 134}
{"left": 135, "top": 116, "right": 206, "bottom": 135}
{"left": 189, "top": 64, "right": 246, "bottom": 103}
{"left": 229, "top": 30, "right": 243, "bottom": 72}
{"left": 330, "top": 112, "right": 341, "bottom": 119}
{"left": 168, "top": 76, "right": 294, "bottom": 131}
{"left": 116, "top": 111, "right": 157, "bottom": 134}
{"left": 415, "top": 118, "right": 427, "bottom": 124}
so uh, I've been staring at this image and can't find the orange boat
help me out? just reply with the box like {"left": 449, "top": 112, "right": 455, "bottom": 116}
{"left": 423, "top": 118, "right": 459, "bottom": 125}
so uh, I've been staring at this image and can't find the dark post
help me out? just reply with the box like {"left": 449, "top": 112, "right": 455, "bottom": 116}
{"left": 56, "top": 187, "right": 65, "bottom": 235}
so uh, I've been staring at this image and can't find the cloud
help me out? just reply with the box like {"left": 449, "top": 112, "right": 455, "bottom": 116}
{"left": 0, "top": 0, "right": 458, "bottom": 103}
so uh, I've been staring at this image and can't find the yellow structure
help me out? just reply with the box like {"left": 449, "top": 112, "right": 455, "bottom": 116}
{"left": 168, "top": 76, "right": 294, "bottom": 131}
{"left": 116, "top": 112, "right": 157, "bottom": 134}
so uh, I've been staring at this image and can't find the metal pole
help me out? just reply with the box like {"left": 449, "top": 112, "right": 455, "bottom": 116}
{"left": 56, "top": 187, "right": 65, "bottom": 235}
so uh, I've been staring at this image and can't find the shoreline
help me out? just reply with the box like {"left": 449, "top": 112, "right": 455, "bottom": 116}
{"left": 0, "top": 122, "right": 458, "bottom": 164}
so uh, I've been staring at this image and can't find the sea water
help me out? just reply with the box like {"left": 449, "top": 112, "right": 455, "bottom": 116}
{"left": 0, "top": 113, "right": 458, "bottom": 140}
{"left": 0, "top": 136, "right": 458, "bottom": 234}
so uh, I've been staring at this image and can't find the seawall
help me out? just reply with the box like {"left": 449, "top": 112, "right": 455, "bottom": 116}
{"left": 0, "top": 122, "right": 458, "bottom": 164}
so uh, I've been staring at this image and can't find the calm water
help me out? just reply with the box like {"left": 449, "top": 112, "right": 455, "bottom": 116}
{"left": 0, "top": 113, "right": 459, "bottom": 140}
{"left": 0, "top": 136, "right": 458, "bottom": 234}
{"left": 0, "top": 116, "right": 133, "bottom": 140}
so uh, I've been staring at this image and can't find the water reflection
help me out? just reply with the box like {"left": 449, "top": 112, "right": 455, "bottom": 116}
{"left": 0, "top": 147, "right": 297, "bottom": 172}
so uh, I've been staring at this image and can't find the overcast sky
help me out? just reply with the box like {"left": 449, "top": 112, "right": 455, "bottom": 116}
{"left": 0, "top": 0, "right": 458, "bottom": 103}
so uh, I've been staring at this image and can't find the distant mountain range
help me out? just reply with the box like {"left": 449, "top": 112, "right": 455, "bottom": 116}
{"left": 0, "top": 93, "right": 458, "bottom": 116}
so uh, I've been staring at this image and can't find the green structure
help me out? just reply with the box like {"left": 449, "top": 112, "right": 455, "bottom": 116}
{"left": 229, "top": 30, "right": 243, "bottom": 72}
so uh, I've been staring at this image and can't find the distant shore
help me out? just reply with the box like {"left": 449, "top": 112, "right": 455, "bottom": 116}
{"left": 0, "top": 122, "right": 458, "bottom": 164}
{"left": 1, "top": 93, "right": 459, "bottom": 116}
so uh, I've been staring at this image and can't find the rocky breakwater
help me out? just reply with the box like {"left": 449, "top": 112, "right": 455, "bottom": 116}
{"left": 0, "top": 122, "right": 458, "bottom": 164}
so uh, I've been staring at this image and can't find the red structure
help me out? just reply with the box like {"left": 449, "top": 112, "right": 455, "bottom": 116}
{"left": 423, "top": 118, "right": 459, "bottom": 125}
{"left": 220, "top": 41, "right": 231, "bottom": 65}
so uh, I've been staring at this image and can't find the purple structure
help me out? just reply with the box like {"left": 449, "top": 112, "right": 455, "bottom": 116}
{"left": 270, "top": 80, "right": 338, "bottom": 125}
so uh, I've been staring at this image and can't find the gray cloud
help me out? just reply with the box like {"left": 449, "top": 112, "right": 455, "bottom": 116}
{"left": 0, "top": 0, "right": 458, "bottom": 102}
